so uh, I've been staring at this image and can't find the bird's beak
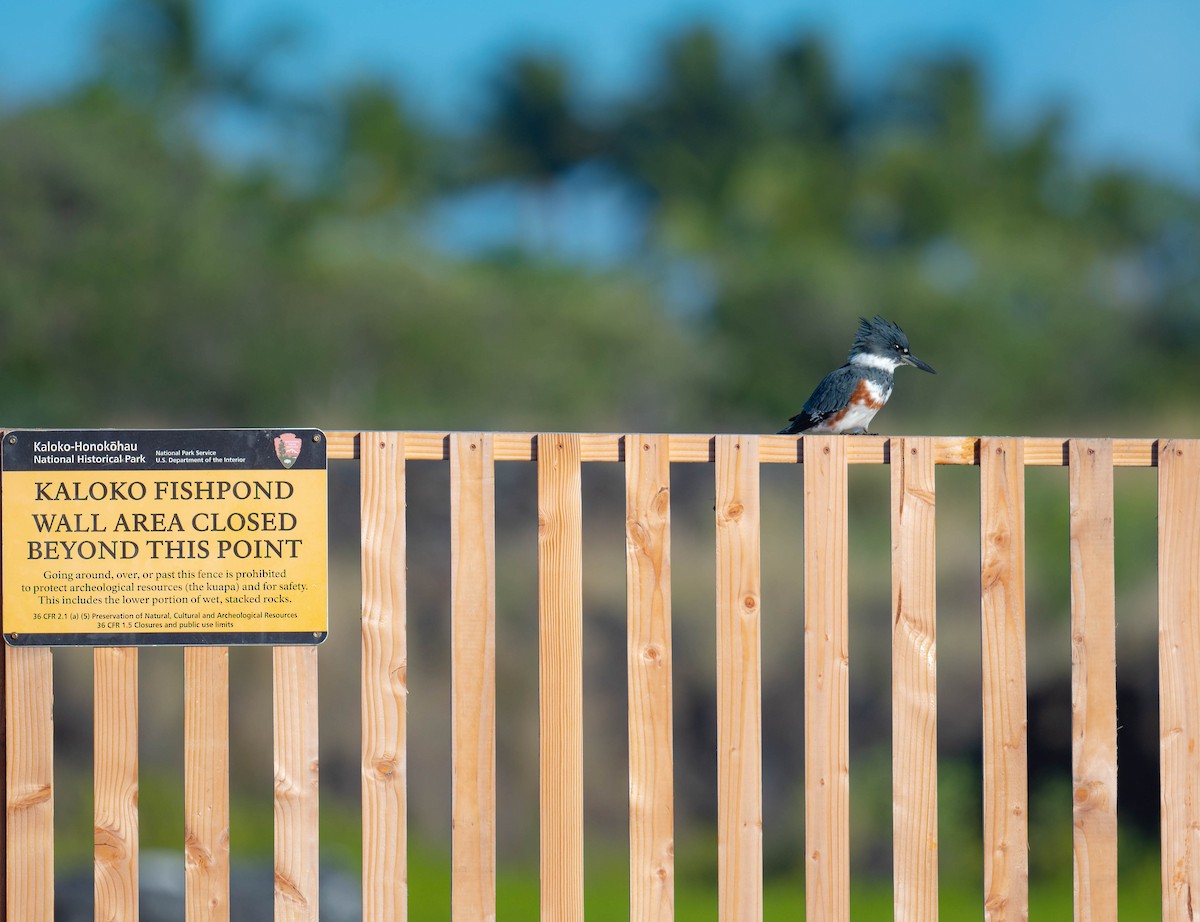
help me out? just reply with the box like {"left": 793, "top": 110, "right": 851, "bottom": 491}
{"left": 904, "top": 353, "right": 936, "bottom": 374}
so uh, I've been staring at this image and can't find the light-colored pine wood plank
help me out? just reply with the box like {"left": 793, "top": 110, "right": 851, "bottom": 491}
{"left": 324, "top": 432, "right": 1159, "bottom": 467}
{"left": 450, "top": 433, "right": 497, "bottom": 922}
{"left": 714, "top": 435, "right": 762, "bottom": 922}
{"left": 95, "top": 646, "right": 139, "bottom": 921}
{"left": 1158, "top": 439, "right": 1200, "bottom": 922}
{"left": 1068, "top": 440, "right": 1118, "bottom": 922}
{"left": 185, "top": 646, "right": 230, "bottom": 922}
{"left": 6, "top": 645, "right": 53, "bottom": 921}
{"left": 626, "top": 434, "right": 675, "bottom": 922}
{"left": 980, "top": 437, "right": 1029, "bottom": 922}
{"left": 891, "top": 437, "right": 938, "bottom": 922}
{"left": 804, "top": 434, "right": 850, "bottom": 922}
{"left": 360, "top": 431, "right": 408, "bottom": 922}
{"left": 537, "top": 433, "right": 584, "bottom": 922}
{"left": 274, "top": 645, "right": 319, "bottom": 921}
{"left": 324, "top": 430, "right": 358, "bottom": 460}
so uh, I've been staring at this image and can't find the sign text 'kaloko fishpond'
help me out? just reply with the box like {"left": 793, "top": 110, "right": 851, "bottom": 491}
{"left": 2, "top": 429, "right": 328, "bottom": 646}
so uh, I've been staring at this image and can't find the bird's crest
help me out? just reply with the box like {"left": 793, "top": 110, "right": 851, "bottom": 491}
{"left": 850, "top": 315, "right": 910, "bottom": 359}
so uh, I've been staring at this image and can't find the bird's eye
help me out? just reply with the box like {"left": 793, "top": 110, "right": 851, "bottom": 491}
{"left": 893, "top": 344, "right": 902, "bottom": 351}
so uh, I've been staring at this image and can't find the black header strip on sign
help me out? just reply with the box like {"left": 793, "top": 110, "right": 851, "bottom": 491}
{"left": 2, "top": 429, "right": 327, "bottom": 472}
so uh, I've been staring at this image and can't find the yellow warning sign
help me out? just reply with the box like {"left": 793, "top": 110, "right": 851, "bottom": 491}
{"left": 2, "top": 429, "right": 328, "bottom": 645}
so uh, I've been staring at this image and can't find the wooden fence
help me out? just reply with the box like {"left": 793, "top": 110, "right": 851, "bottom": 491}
{"left": 2, "top": 432, "right": 1196, "bottom": 920}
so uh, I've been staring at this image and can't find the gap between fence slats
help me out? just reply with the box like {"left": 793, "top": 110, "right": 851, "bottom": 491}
{"left": 185, "top": 646, "right": 230, "bottom": 922}
{"left": 5, "top": 646, "right": 53, "bottom": 921}
{"left": 1158, "top": 439, "right": 1200, "bottom": 922}
{"left": 360, "top": 432, "right": 408, "bottom": 922}
{"left": 980, "top": 437, "right": 1029, "bottom": 922}
{"left": 537, "top": 433, "right": 584, "bottom": 922}
{"left": 804, "top": 435, "right": 850, "bottom": 922}
{"left": 325, "top": 432, "right": 1158, "bottom": 467}
{"left": 1068, "top": 440, "right": 1118, "bottom": 922}
{"left": 714, "top": 435, "right": 763, "bottom": 921}
{"left": 95, "top": 646, "right": 139, "bottom": 921}
{"left": 626, "top": 434, "right": 675, "bottom": 922}
{"left": 450, "top": 433, "right": 497, "bottom": 922}
{"left": 891, "top": 437, "right": 938, "bottom": 922}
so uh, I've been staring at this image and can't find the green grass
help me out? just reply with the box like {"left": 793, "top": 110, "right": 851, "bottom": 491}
{"left": 401, "top": 846, "right": 1164, "bottom": 919}
{"left": 59, "top": 774, "right": 1164, "bottom": 918}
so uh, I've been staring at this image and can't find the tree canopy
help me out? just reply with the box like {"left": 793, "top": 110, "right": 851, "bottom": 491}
{"left": 2, "top": 1, "right": 1195, "bottom": 436}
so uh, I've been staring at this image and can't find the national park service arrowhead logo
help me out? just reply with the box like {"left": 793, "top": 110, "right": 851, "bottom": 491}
{"left": 274, "top": 432, "right": 303, "bottom": 469}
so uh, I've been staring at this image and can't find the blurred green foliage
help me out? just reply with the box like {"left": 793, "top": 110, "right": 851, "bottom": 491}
{"left": 3, "top": 5, "right": 1197, "bottom": 435}
{"left": 5, "top": 0, "right": 1193, "bottom": 913}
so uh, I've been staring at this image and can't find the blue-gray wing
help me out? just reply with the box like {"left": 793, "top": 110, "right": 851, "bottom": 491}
{"left": 778, "top": 365, "right": 859, "bottom": 434}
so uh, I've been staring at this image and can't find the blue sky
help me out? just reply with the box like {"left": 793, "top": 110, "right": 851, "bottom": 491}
{"left": 2, "top": 0, "right": 1198, "bottom": 186}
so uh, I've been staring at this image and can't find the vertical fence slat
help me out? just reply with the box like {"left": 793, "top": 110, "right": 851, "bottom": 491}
{"left": 5, "top": 646, "right": 53, "bottom": 920}
{"left": 804, "top": 434, "right": 850, "bottom": 922}
{"left": 627, "top": 434, "right": 675, "bottom": 922}
{"left": 1159, "top": 438, "right": 1200, "bottom": 922}
{"left": 95, "top": 646, "right": 139, "bottom": 921}
{"left": 185, "top": 646, "right": 230, "bottom": 922}
{"left": 715, "top": 435, "right": 762, "bottom": 922}
{"left": 979, "top": 437, "right": 1029, "bottom": 921}
{"left": 451, "top": 433, "right": 497, "bottom": 921}
{"left": 1068, "top": 439, "right": 1117, "bottom": 922}
{"left": 537, "top": 433, "right": 584, "bottom": 922}
{"left": 891, "top": 437, "right": 938, "bottom": 922}
{"left": 274, "top": 646, "right": 319, "bottom": 921}
{"left": 361, "top": 432, "right": 408, "bottom": 921}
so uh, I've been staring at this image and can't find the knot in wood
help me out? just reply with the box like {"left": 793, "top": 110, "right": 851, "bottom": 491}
{"left": 94, "top": 824, "right": 126, "bottom": 861}
{"left": 724, "top": 502, "right": 744, "bottom": 521}
{"left": 275, "top": 871, "right": 309, "bottom": 905}
{"left": 743, "top": 594, "right": 757, "bottom": 612}
{"left": 185, "top": 830, "right": 214, "bottom": 869}
{"left": 641, "top": 643, "right": 663, "bottom": 664}
{"left": 652, "top": 486, "right": 670, "bottom": 517}
{"left": 1073, "top": 780, "right": 1107, "bottom": 809}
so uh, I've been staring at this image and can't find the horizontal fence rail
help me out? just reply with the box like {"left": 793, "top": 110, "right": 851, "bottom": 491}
{"left": 2, "top": 432, "right": 1193, "bottom": 922}
{"left": 323, "top": 432, "right": 1163, "bottom": 466}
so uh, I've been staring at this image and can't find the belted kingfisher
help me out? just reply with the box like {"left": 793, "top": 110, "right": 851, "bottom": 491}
{"left": 778, "top": 316, "right": 936, "bottom": 434}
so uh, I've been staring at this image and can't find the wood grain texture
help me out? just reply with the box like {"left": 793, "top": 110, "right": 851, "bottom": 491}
{"left": 1158, "top": 439, "right": 1200, "bottom": 922}
{"left": 0, "top": 634, "right": 4, "bottom": 922}
{"left": 890, "top": 438, "right": 938, "bottom": 922}
{"left": 360, "top": 432, "right": 408, "bottom": 921}
{"left": 1068, "top": 440, "right": 1117, "bottom": 922}
{"left": 274, "top": 645, "right": 319, "bottom": 921}
{"left": 95, "top": 647, "right": 139, "bottom": 922}
{"left": 185, "top": 646, "right": 230, "bottom": 922}
{"left": 537, "top": 433, "right": 584, "bottom": 922}
{"left": 714, "top": 435, "right": 762, "bottom": 922}
{"left": 325, "top": 432, "right": 1159, "bottom": 467}
{"left": 5, "top": 646, "right": 53, "bottom": 921}
{"left": 803, "top": 435, "right": 850, "bottom": 922}
{"left": 626, "top": 434, "right": 675, "bottom": 922}
{"left": 980, "top": 437, "right": 1029, "bottom": 922}
{"left": 450, "top": 433, "right": 497, "bottom": 922}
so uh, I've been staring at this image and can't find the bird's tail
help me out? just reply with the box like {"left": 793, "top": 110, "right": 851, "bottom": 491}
{"left": 777, "top": 414, "right": 811, "bottom": 435}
